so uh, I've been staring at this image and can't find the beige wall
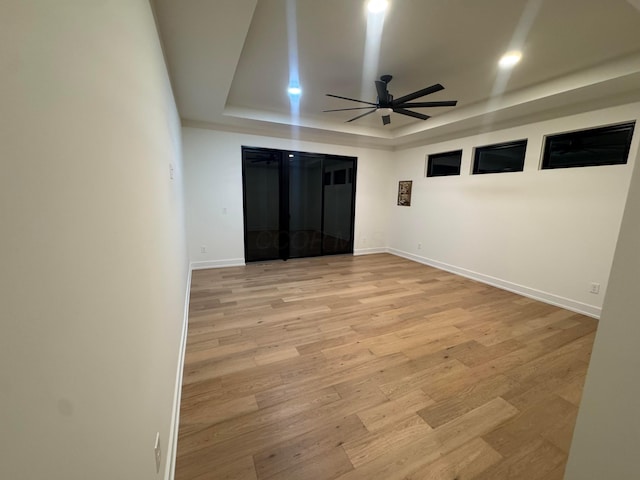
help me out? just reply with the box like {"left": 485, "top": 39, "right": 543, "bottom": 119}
{"left": 0, "top": 1, "right": 188, "bottom": 479}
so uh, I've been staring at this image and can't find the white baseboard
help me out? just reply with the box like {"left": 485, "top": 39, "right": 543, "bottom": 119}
{"left": 165, "top": 266, "right": 192, "bottom": 480}
{"left": 388, "top": 248, "right": 601, "bottom": 319}
{"left": 353, "top": 247, "right": 389, "bottom": 256}
{"left": 191, "top": 258, "right": 245, "bottom": 270}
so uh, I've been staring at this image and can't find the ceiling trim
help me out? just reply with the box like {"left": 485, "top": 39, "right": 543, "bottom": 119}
{"left": 182, "top": 54, "right": 640, "bottom": 150}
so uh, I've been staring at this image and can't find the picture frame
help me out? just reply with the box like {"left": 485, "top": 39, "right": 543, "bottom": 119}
{"left": 397, "top": 180, "right": 412, "bottom": 206}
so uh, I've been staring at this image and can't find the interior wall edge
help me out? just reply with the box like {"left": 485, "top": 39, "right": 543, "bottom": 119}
{"left": 164, "top": 266, "right": 192, "bottom": 480}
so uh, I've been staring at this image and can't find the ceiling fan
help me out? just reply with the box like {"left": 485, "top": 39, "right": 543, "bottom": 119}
{"left": 324, "top": 75, "right": 457, "bottom": 126}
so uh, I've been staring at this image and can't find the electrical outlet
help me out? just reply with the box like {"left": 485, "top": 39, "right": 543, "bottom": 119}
{"left": 201, "top": 246, "right": 207, "bottom": 254}
{"left": 418, "top": 243, "right": 422, "bottom": 250}
{"left": 154, "top": 432, "right": 161, "bottom": 473}
{"left": 222, "top": 207, "right": 228, "bottom": 214}
{"left": 169, "top": 163, "right": 174, "bottom": 180}
{"left": 589, "top": 282, "right": 600, "bottom": 294}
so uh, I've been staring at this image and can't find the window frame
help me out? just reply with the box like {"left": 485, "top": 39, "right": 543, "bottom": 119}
{"left": 472, "top": 139, "right": 528, "bottom": 175}
{"left": 541, "top": 122, "right": 635, "bottom": 170}
{"left": 426, "top": 149, "right": 463, "bottom": 177}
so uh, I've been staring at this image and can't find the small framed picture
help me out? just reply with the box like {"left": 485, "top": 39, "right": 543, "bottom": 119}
{"left": 397, "top": 180, "right": 412, "bottom": 206}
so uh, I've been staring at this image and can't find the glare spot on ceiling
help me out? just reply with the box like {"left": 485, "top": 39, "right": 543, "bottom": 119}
{"left": 499, "top": 51, "right": 523, "bottom": 69}
{"left": 367, "top": 0, "right": 389, "bottom": 14}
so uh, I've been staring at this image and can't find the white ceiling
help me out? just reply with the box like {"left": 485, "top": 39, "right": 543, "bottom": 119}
{"left": 153, "top": 0, "right": 640, "bottom": 149}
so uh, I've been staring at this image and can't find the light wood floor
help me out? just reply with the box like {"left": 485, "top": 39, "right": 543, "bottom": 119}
{"left": 175, "top": 254, "right": 597, "bottom": 480}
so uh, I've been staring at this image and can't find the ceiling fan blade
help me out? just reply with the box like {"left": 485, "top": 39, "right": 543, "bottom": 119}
{"left": 323, "top": 107, "right": 378, "bottom": 112}
{"left": 375, "top": 80, "right": 390, "bottom": 105}
{"left": 395, "top": 100, "right": 457, "bottom": 108}
{"left": 393, "top": 108, "right": 430, "bottom": 121}
{"left": 346, "top": 109, "right": 376, "bottom": 123}
{"left": 382, "top": 115, "right": 391, "bottom": 126}
{"left": 392, "top": 83, "right": 444, "bottom": 105}
{"left": 326, "top": 93, "right": 377, "bottom": 106}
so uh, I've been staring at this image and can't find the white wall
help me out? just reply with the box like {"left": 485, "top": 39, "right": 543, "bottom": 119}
{"left": 389, "top": 103, "right": 640, "bottom": 317}
{"left": 564, "top": 123, "right": 640, "bottom": 479}
{"left": 0, "top": 2, "right": 188, "bottom": 479}
{"left": 183, "top": 127, "right": 393, "bottom": 268}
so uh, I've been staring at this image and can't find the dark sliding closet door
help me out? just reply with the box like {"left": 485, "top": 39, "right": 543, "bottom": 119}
{"left": 323, "top": 156, "right": 355, "bottom": 255}
{"left": 242, "top": 147, "right": 356, "bottom": 262}
{"left": 288, "top": 154, "right": 323, "bottom": 258}
{"left": 242, "top": 149, "right": 282, "bottom": 262}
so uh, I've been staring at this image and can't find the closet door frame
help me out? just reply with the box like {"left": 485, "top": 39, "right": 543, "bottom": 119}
{"left": 241, "top": 146, "right": 357, "bottom": 262}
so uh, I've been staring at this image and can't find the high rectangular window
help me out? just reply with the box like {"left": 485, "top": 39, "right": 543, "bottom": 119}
{"left": 542, "top": 122, "right": 635, "bottom": 169}
{"left": 427, "top": 150, "right": 462, "bottom": 177}
{"left": 473, "top": 140, "right": 527, "bottom": 174}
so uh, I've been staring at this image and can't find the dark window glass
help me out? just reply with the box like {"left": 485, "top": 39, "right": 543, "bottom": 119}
{"left": 542, "top": 122, "right": 635, "bottom": 169}
{"left": 473, "top": 140, "right": 527, "bottom": 174}
{"left": 427, "top": 150, "right": 462, "bottom": 177}
{"left": 333, "top": 169, "right": 346, "bottom": 184}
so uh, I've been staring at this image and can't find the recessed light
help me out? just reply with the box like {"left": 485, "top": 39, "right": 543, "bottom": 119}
{"left": 499, "top": 51, "right": 522, "bottom": 69}
{"left": 287, "top": 86, "right": 302, "bottom": 96}
{"left": 367, "top": 0, "right": 389, "bottom": 14}
{"left": 288, "top": 154, "right": 294, "bottom": 158}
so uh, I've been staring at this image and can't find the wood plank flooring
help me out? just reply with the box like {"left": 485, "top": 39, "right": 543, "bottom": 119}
{"left": 175, "top": 254, "right": 597, "bottom": 480}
